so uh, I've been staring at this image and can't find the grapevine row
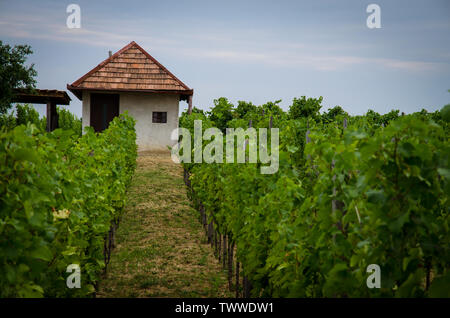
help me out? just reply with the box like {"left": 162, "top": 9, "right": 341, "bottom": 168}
{"left": 181, "top": 103, "right": 449, "bottom": 297}
{"left": 0, "top": 113, "right": 137, "bottom": 297}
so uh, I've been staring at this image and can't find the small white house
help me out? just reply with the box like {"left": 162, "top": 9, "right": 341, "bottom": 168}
{"left": 67, "top": 41, "right": 193, "bottom": 151}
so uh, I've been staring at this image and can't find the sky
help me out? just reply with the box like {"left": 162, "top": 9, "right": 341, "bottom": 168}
{"left": 0, "top": 0, "right": 449, "bottom": 118}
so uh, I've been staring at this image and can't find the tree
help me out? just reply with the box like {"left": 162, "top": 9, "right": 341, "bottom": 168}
{"left": 234, "top": 101, "right": 257, "bottom": 119}
{"left": 288, "top": 96, "right": 323, "bottom": 120}
{"left": 208, "top": 97, "right": 234, "bottom": 132}
{"left": 322, "top": 105, "right": 348, "bottom": 123}
{"left": 0, "top": 41, "right": 37, "bottom": 114}
{"left": 366, "top": 109, "right": 381, "bottom": 124}
{"left": 259, "top": 100, "right": 284, "bottom": 117}
{"left": 380, "top": 109, "right": 400, "bottom": 126}
{"left": 441, "top": 104, "right": 450, "bottom": 123}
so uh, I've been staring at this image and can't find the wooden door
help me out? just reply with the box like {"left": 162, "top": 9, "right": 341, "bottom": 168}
{"left": 90, "top": 93, "right": 119, "bottom": 132}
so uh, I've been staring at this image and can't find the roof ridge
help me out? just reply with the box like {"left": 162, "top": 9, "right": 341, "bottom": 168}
{"left": 69, "top": 41, "right": 191, "bottom": 91}
{"left": 71, "top": 41, "right": 136, "bottom": 87}
{"left": 132, "top": 42, "right": 190, "bottom": 90}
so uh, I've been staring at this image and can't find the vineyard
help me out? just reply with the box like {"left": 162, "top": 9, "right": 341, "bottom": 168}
{"left": 0, "top": 96, "right": 449, "bottom": 298}
{"left": 180, "top": 97, "right": 450, "bottom": 297}
{"left": 0, "top": 113, "right": 137, "bottom": 297}
{"left": 1, "top": 0, "right": 449, "bottom": 302}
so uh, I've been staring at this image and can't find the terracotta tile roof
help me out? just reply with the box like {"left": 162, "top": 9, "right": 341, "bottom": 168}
{"left": 67, "top": 41, "right": 193, "bottom": 100}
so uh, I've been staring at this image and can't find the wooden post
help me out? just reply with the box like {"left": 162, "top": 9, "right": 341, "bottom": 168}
{"left": 46, "top": 102, "right": 52, "bottom": 132}
{"left": 208, "top": 221, "right": 213, "bottom": 244}
{"left": 306, "top": 120, "right": 311, "bottom": 144}
{"left": 213, "top": 228, "right": 217, "bottom": 251}
{"left": 201, "top": 205, "right": 207, "bottom": 229}
{"left": 218, "top": 233, "right": 222, "bottom": 261}
{"left": 243, "top": 275, "right": 252, "bottom": 298}
{"left": 188, "top": 95, "right": 193, "bottom": 114}
{"left": 46, "top": 102, "right": 58, "bottom": 132}
{"left": 223, "top": 234, "right": 227, "bottom": 268}
{"left": 236, "top": 261, "right": 240, "bottom": 297}
{"left": 306, "top": 120, "right": 311, "bottom": 162}
{"left": 332, "top": 119, "right": 347, "bottom": 213}
{"left": 228, "top": 241, "right": 234, "bottom": 290}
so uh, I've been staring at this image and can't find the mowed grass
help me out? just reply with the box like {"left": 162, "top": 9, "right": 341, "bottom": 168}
{"left": 96, "top": 151, "right": 232, "bottom": 297}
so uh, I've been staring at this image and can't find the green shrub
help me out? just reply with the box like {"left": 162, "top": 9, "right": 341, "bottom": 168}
{"left": 15, "top": 104, "right": 46, "bottom": 130}
{"left": 57, "top": 106, "right": 82, "bottom": 136}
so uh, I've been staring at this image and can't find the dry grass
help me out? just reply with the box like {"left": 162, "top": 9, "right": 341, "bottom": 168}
{"left": 96, "top": 152, "right": 232, "bottom": 297}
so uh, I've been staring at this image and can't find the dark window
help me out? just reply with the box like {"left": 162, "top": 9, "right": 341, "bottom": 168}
{"left": 152, "top": 112, "right": 167, "bottom": 123}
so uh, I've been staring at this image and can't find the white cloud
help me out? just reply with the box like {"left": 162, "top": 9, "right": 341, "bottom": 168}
{"left": 0, "top": 10, "right": 448, "bottom": 73}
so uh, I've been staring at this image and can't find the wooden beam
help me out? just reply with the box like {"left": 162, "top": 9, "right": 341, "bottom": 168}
{"left": 13, "top": 88, "right": 71, "bottom": 105}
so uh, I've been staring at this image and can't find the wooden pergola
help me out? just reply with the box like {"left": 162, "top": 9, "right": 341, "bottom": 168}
{"left": 11, "top": 89, "right": 71, "bottom": 132}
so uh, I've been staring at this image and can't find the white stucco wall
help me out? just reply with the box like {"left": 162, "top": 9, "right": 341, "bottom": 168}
{"left": 81, "top": 91, "right": 180, "bottom": 151}
{"left": 81, "top": 91, "right": 90, "bottom": 131}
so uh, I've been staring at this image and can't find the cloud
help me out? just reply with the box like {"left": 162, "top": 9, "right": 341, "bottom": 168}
{"left": 0, "top": 10, "right": 448, "bottom": 73}
{"left": 182, "top": 47, "right": 445, "bottom": 72}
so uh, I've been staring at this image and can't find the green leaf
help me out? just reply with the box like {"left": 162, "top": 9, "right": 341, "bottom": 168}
{"left": 23, "top": 200, "right": 34, "bottom": 220}
{"left": 18, "top": 284, "right": 44, "bottom": 298}
{"left": 286, "top": 145, "right": 299, "bottom": 153}
{"left": 11, "top": 148, "right": 39, "bottom": 163}
{"left": 398, "top": 142, "right": 415, "bottom": 158}
{"left": 437, "top": 168, "right": 450, "bottom": 180}
{"left": 366, "top": 190, "right": 386, "bottom": 205}
{"left": 29, "top": 244, "right": 53, "bottom": 262}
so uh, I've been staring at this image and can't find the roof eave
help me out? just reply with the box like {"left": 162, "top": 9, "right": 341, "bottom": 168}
{"left": 67, "top": 84, "right": 83, "bottom": 100}
{"left": 67, "top": 85, "right": 193, "bottom": 101}
{"left": 12, "top": 88, "right": 71, "bottom": 105}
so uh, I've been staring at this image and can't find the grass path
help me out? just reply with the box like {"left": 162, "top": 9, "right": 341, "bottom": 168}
{"left": 97, "top": 151, "right": 231, "bottom": 297}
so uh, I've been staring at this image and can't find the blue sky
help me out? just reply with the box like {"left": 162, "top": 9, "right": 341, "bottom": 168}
{"left": 1, "top": 0, "right": 449, "bottom": 118}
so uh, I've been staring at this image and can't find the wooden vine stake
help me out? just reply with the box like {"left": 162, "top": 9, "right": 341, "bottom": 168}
{"left": 243, "top": 275, "right": 252, "bottom": 298}
{"left": 306, "top": 120, "right": 311, "bottom": 143}
{"left": 306, "top": 120, "right": 311, "bottom": 163}
{"left": 236, "top": 261, "right": 240, "bottom": 297}
{"left": 228, "top": 241, "right": 234, "bottom": 290}
{"left": 207, "top": 221, "right": 213, "bottom": 244}
{"left": 216, "top": 229, "right": 220, "bottom": 258}
{"left": 222, "top": 234, "right": 227, "bottom": 268}
{"left": 332, "top": 119, "right": 348, "bottom": 232}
